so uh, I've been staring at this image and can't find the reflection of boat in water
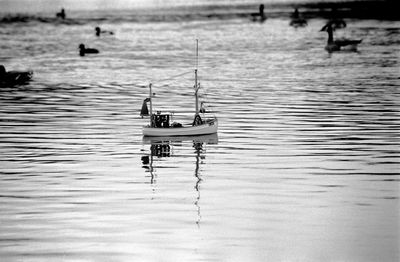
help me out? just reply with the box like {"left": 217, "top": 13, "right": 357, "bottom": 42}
{"left": 141, "top": 134, "right": 218, "bottom": 225}
{"left": 141, "top": 40, "right": 218, "bottom": 137}
{"left": 141, "top": 134, "right": 218, "bottom": 169}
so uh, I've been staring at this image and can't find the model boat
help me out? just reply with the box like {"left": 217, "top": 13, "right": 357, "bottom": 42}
{"left": 141, "top": 41, "right": 218, "bottom": 137}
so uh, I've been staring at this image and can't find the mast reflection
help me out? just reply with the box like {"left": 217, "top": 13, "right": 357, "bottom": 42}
{"left": 141, "top": 134, "right": 218, "bottom": 225}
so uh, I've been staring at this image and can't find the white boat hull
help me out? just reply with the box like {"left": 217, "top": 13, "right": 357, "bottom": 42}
{"left": 143, "top": 133, "right": 218, "bottom": 144}
{"left": 143, "top": 119, "right": 218, "bottom": 137}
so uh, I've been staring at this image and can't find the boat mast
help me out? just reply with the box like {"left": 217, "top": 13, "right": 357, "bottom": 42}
{"left": 149, "top": 83, "right": 153, "bottom": 126}
{"left": 195, "top": 39, "right": 199, "bottom": 115}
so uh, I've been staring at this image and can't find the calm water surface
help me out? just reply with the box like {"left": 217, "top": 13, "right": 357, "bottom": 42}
{"left": 0, "top": 2, "right": 399, "bottom": 261}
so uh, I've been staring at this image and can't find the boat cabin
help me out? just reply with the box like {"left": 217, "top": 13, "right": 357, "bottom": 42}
{"left": 151, "top": 112, "right": 171, "bottom": 128}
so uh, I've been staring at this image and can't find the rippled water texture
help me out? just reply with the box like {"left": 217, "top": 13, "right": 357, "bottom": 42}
{"left": 1, "top": 1, "right": 399, "bottom": 261}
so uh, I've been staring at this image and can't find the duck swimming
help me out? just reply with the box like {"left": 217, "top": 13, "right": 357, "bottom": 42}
{"left": 95, "top": 27, "right": 114, "bottom": 37}
{"left": 251, "top": 4, "right": 266, "bottom": 22}
{"left": 320, "top": 23, "right": 362, "bottom": 52}
{"left": 79, "top": 44, "right": 99, "bottom": 56}
{"left": 0, "top": 65, "right": 33, "bottom": 87}
{"left": 56, "top": 8, "right": 66, "bottom": 19}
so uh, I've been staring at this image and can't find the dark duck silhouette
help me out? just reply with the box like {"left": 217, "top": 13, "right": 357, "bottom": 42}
{"left": 95, "top": 27, "right": 114, "bottom": 37}
{"left": 289, "top": 8, "right": 307, "bottom": 27}
{"left": 320, "top": 23, "right": 362, "bottom": 52}
{"left": 56, "top": 8, "right": 66, "bottom": 19}
{"left": 0, "top": 65, "right": 33, "bottom": 87}
{"left": 251, "top": 4, "right": 266, "bottom": 22}
{"left": 79, "top": 44, "right": 99, "bottom": 56}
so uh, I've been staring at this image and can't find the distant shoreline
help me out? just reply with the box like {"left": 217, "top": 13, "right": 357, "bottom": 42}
{"left": 289, "top": 0, "right": 398, "bottom": 20}
{"left": 1, "top": 0, "right": 398, "bottom": 23}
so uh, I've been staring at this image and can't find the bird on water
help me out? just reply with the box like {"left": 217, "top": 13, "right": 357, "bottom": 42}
{"left": 95, "top": 27, "right": 114, "bottom": 37}
{"left": 0, "top": 65, "right": 33, "bottom": 87}
{"left": 79, "top": 44, "right": 99, "bottom": 56}
{"left": 320, "top": 23, "right": 362, "bottom": 52}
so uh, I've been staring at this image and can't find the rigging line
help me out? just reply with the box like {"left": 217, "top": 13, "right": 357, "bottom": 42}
{"left": 197, "top": 86, "right": 217, "bottom": 118}
{"left": 155, "top": 71, "right": 193, "bottom": 83}
{"left": 131, "top": 83, "right": 148, "bottom": 88}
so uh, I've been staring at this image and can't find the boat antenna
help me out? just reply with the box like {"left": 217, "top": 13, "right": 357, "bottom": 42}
{"left": 195, "top": 39, "right": 199, "bottom": 115}
{"left": 196, "top": 39, "right": 199, "bottom": 71}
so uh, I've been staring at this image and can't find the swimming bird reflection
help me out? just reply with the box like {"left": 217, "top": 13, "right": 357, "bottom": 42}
{"left": 141, "top": 134, "right": 218, "bottom": 225}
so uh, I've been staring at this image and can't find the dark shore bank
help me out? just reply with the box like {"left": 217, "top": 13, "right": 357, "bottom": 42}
{"left": 0, "top": 0, "right": 398, "bottom": 24}
{"left": 293, "top": 0, "right": 398, "bottom": 20}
